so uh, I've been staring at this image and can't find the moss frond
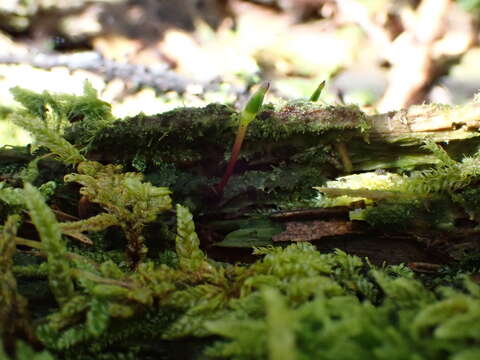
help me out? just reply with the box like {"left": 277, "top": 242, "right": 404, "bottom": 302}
{"left": 11, "top": 82, "right": 112, "bottom": 127}
{"left": 421, "top": 140, "right": 457, "bottom": 167}
{"left": 23, "top": 183, "right": 74, "bottom": 305}
{"left": 11, "top": 109, "right": 85, "bottom": 165}
{"left": 61, "top": 213, "right": 118, "bottom": 234}
{"left": 0, "top": 182, "right": 25, "bottom": 207}
{"left": 1, "top": 340, "right": 56, "bottom": 360}
{"left": 10, "top": 82, "right": 113, "bottom": 164}
{"left": 65, "top": 161, "right": 172, "bottom": 265}
{"left": 0, "top": 215, "right": 36, "bottom": 352}
{"left": 263, "top": 288, "right": 297, "bottom": 360}
{"left": 175, "top": 204, "right": 209, "bottom": 272}
{"left": 396, "top": 141, "right": 480, "bottom": 196}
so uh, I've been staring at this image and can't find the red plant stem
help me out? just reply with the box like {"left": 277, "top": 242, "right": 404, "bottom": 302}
{"left": 216, "top": 125, "right": 248, "bottom": 195}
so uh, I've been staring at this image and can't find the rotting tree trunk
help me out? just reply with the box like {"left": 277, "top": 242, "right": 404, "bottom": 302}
{"left": 73, "top": 100, "right": 480, "bottom": 194}
{"left": 5, "top": 100, "right": 480, "bottom": 266}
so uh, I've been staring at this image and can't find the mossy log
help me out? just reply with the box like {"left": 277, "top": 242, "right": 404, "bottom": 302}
{"left": 5, "top": 100, "right": 480, "bottom": 265}
{"left": 79, "top": 101, "right": 480, "bottom": 172}
{"left": 63, "top": 100, "right": 480, "bottom": 207}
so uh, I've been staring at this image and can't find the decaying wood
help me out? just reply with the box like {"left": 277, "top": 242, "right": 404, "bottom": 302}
{"left": 368, "top": 102, "right": 480, "bottom": 141}
{"left": 4, "top": 100, "right": 480, "bottom": 265}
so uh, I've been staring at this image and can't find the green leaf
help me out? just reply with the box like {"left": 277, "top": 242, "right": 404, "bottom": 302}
{"left": 216, "top": 225, "right": 282, "bottom": 248}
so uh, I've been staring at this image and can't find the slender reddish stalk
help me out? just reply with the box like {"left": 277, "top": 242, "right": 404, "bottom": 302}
{"left": 215, "top": 82, "right": 269, "bottom": 195}
{"left": 216, "top": 125, "right": 247, "bottom": 194}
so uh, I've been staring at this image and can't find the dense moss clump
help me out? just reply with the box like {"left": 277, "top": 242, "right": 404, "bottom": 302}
{"left": 2, "top": 84, "right": 480, "bottom": 359}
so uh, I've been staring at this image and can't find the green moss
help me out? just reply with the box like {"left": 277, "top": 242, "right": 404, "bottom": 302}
{"left": 11, "top": 82, "right": 112, "bottom": 131}
{"left": 248, "top": 102, "right": 368, "bottom": 143}
{"left": 206, "top": 273, "right": 480, "bottom": 360}
{"left": 453, "top": 187, "right": 480, "bottom": 220}
{"left": 79, "top": 103, "right": 236, "bottom": 163}
{"left": 1, "top": 340, "right": 56, "bottom": 360}
{"left": 5, "top": 83, "right": 480, "bottom": 360}
{"left": 358, "top": 200, "right": 421, "bottom": 230}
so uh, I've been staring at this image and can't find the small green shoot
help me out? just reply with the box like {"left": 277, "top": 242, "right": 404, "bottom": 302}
{"left": 309, "top": 80, "right": 326, "bottom": 102}
{"left": 216, "top": 82, "right": 270, "bottom": 195}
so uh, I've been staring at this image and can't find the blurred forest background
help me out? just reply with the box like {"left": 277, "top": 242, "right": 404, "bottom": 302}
{"left": 2, "top": 0, "right": 480, "bottom": 145}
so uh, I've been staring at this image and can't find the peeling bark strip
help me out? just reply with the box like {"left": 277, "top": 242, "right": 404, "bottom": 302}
{"left": 268, "top": 101, "right": 480, "bottom": 142}
{"left": 368, "top": 103, "right": 480, "bottom": 142}
{"left": 272, "top": 220, "right": 355, "bottom": 242}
